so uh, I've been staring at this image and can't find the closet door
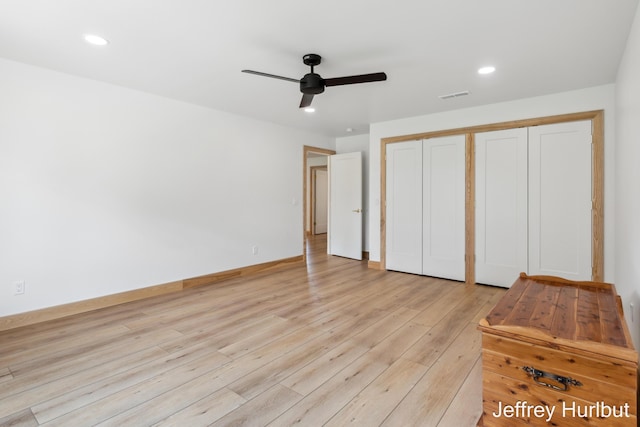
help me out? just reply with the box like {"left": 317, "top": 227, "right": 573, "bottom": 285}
{"left": 386, "top": 141, "right": 423, "bottom": 274}
{"left": 475, "top": 128, "right": 528, "bottom": 287}
{"left": 422, "top": 135, "right": 466, "bottom": 281}
{"left": 528, "top": 120, "right": 592, "bottom": 280}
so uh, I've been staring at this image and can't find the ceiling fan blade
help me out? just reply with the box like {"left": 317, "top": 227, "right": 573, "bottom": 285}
{"left": 300, "top": 93, "right": 314, "bottom": 108}
{"left": 241, "top": 70, "right": 299, "bottom": 83}
{"left": 324, "top": 72, "right": 387, "bottom": 87}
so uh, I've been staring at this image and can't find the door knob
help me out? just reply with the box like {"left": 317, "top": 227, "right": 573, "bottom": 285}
{"left": 352, "top": 208, "right": 362, "bottom": 213}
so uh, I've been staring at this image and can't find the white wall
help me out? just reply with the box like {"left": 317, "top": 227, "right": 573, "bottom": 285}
{"left": 0, "top": 58, "right": 333, "bottom": 317}
{"left": 336, "top": 134, "right": 370, "bottom": 252}
{"left": 369, "top": 85, "right": 617, "bottom": 284}
{"left": 615, "top": 4, "right": 640, "bottom": 349}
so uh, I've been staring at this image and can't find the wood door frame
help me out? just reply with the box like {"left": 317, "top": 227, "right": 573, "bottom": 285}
{"left": 310, "top": 165, "right": 328, "bottom": 235}
{"left": 303, "top": 145, "right": 336, "bottom": 263}
{"left": 379, "top": 110, "right": 604, "bottom": 284}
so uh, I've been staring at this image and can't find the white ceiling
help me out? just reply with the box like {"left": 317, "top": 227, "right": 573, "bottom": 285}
{"left": 1, "top": 0, "right": 638, "bottom": 137}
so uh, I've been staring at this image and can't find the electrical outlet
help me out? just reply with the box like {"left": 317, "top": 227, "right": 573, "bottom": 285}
{"left": 252, "top": 245, "right": 259, "bottom": 255}
{"left": 14, "top": 281, "right": 25, "bottom": 295}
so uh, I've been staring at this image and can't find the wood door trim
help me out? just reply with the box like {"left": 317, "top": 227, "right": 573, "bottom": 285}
{"left": 592, "top": 112, "right": 604, "bottom": 281}
{"left": 465, "top": 133, "right": 475, "bottom": 285}
{"left": 380, "top": 110, "right": 603, "bottom": 144}
{"left": 379, "top": 110, "right": 605, "bottom": 283}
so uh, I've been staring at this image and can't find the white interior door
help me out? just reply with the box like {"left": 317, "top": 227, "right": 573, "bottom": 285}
{"left": 475, "top": 128, "right": 528, "bottom": 287}
{"left": 328, "top": 152, "right": 362, "bottom": 260}
{"left": 422, "top": 135, "right": 466, "bottom": 281}
{"left": 385, "top": 141, "right": 423, "bottom": 274}
{"left": 528, "top": 121, "right": 592, "bottom": 280}
{"left": 314, "top": 169, "right": 328, "bottom": 234}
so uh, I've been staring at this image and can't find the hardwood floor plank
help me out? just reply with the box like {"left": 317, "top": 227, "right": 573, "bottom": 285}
{"left": 410, "top": 283, "right": 471, "bottom": 327}
{"left": 367, "top": 321, "right": 432, "bottom": 366}
{"left": 98, "top": 323, "right": 327, "bottom": 427}
{"left": 324, "top": 357, "right": 429, "bottom": 426}
{"left": 217, "top": 316, "right": 302, "bottom": 359}
{"left": 149, "top": 322, "right": 335, "bottom": 412}
{"left": 37, "top": 350, "right": 231, "bottom": 426}
{"left": 280, "top": 339, "right": 369, "bottom": 396}
{"left": 0, "top": 367, "right": 13, "bottom": 384}
{"left": 470, "top": 287, "right": 506, "bottom": 325}
{"left": 267, "top": 354, "right": 389, "bottom": 426}
{"left": 437, "top": 357, "right": 484, "bottom": 427}
{"left": 403, "top": 291, "right": 495, "bottom": 367}
{"left": 157, "top": 313, "right": 276, "bottom": 354}
{"left": 284, "top": 294, "right": 362, "bottom": 329}
{"left": 135, "top": 272, "right": 303, "bottom": 325}
{"left": 0, "top": 325, "right": 131, "bottom": 368}
{"left": 32, "top": 344, "right": 231, "bottom": 424}
{"left": 2, "top": 327, "right": 182, "bottom": 393}
{"left": 210, "top": 384, "right": 302, "bottom": 427}
{"left": 0, "top": 308, "right": 144, "bottom": 357}
{"left": 315, "top": 307, "right": 390, "bottom": 344}
{"left": 350, "top": 306, "right": 421, "bottom": 349}
{"left": 403, "top": 277, "right": 450, "bottom": 310}
{"left": 95, "top": 372, "right": 246, "bottom": 426}
{"left": 381, "top": 323, "right": 484, "bottom": 426}
{"left": 151, "top": 387, "right": 246, "bottom": 427}
{"left": 227, "top": 332, "right": 332, "bottom": 400}
{"left": 0, "top": 408, "right": 39, "bottom": 427}
{"left": 0, "top": 346, "right": 168, "bottom": 420}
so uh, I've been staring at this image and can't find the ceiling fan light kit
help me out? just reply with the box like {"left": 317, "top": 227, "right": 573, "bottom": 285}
{"left": 242, "top": 53, "right": 387, "bottom": 108}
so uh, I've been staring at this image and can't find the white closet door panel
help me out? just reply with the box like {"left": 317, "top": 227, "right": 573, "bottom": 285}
{"left": 422, "top": 135, "right": 465, "bottom": 281}
{"left": 386, "top": 141, "right": 423, "bottom": 274}
{"left": 475, "top": 129, "right": 528, "bottom": 287}
{"left": 528, "top": 121, "right": 592, "bottom": 280}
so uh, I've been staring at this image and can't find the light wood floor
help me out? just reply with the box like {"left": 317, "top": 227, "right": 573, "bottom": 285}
{"left": 0, "top": 236, "right": 505, "bottom": 426}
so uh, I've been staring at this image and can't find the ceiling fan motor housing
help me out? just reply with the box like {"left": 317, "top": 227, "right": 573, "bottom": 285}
{"left": 300, "top": 73, "right": 325, "bottom": 94}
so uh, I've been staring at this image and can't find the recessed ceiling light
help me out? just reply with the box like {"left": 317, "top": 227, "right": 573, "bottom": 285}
{"left": 304, "top": 107, "right": 315, "bottom": 113}
{"left": 84, "top": 34, "right": 109, "bottom": 46}
{"left": 478, "top": 66, "right": 496, "bottom": 75}
{"left": 346, "top": 128, "right": 353, "bottom": 133}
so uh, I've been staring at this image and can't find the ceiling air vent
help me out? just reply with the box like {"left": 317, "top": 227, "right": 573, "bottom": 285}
{"left": 438, "top": 90, "right": 470, "bottom": 100}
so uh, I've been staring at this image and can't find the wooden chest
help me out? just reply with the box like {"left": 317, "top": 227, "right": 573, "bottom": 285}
{"left": 478, "top": 273, "right": 638, "bottom": 426}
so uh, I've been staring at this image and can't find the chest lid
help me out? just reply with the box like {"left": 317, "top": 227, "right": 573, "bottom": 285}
{"left": 479, "top": 273, "right": 637, "bottom": 365}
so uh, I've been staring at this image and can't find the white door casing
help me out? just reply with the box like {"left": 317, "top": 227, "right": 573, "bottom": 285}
{"left": 328, "top": 152, "right": 363, "bottom": 260}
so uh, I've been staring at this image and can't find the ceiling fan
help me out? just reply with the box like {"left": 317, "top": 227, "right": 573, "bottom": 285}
{"left": 242, "top": 53, "right": 387, "bottom": 108}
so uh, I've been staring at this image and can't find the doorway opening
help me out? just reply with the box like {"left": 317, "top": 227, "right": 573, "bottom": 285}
{"left": 303, "top": 145, "right": 335, "bottom": 264}
{"left": 310, "top": 166, "right": 328, "bottom": 235}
